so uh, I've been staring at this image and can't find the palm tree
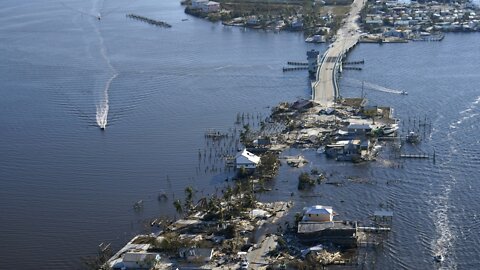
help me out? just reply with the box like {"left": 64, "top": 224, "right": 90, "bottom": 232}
{"left": 197, "top": 197, "right": 208, "bottom": 211}
{"left": 173, "top": 199, "right": 183, "bottom": 215}
{"left": 223, "top": 186, "right": 233, "bottom": 200}
{"left": 184, "top": 186, "right": 194, "bottom": 211}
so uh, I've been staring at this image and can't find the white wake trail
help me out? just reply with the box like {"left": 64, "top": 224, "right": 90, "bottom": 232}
{"left": 96, "top": 73, "right": 118, "bottom": 129}
{"left": 90, "top": 0, "right": 118, "bottom": 129}
{"left": 344, "top": 78, "right": 404, "bottom": 94}
{"left": 428, "top": 96, "right": 480, "bottom": 269}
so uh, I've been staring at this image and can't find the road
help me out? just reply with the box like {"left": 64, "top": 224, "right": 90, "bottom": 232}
{"left": 313, "top": 0, "right": 366, "bottom": 106}
{"left": 247, "top": 235, "right": 278, "bottom": 269}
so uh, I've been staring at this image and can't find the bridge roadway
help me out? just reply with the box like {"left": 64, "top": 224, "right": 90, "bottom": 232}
{"left": 312, "top": 0, "right": 366, "bottom": 106}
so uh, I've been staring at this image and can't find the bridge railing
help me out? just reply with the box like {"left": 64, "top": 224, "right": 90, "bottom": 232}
{"left": 312, "top": 51, "right": 328, "bottom": 100}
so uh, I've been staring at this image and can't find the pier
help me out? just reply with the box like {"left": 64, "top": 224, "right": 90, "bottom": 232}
{"left": 312, "top": 0, "right": 366, "bottom": 106}
{"left": 287, "top": 61, "right": 309, "bottom": 66}
{"left": 283, "top": 66, "right": 309, "bottom": 72}
{"left": 126, "top": 14, "right": 172, "bottom": 28}
{"left": 400, "top": 154, "right": 430, "bottom": 159}
{"left": 343, "top": 67, "right": 362, "bottom": 71}
{"left": 343, "top": 60, "right": 364, "bottom": 65}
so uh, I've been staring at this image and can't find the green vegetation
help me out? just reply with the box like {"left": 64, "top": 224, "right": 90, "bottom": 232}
{"left": 156, "top": 232, "right": 193, "bottom": 254}
{"left": 239, "top": 124, "right": 254, "bottom": 147}
{"left": 173, "top": 199, "right": 183, "bottom": 215}
{"left": 257, "top": 152, "right": 280, "bottom": 178}
{"left": 297, "top": 172, "right": 315, "bottom": 190}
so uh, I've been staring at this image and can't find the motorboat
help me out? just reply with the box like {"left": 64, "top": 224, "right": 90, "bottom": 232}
{"left": 382, "top": 124, "right": 398, "bottom": 135}
{"left": 401, "top": 90, "right": 408, "bottom": 95}
{"left": 434, "top": 254, "right": 444, "bottom": 263}
{"left": 406, "top": 131, "right": 420, "bottom": 143}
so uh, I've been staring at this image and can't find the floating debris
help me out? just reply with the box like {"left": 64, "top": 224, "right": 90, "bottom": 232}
{"left": 285, "top": 155, "right": 308, "bottom": 168}
{"left": 133, "top": 200, "right": 144, "bottom": 210}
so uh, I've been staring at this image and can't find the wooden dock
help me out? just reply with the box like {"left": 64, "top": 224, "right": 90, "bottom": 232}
{"left": 343, "top": 60, "right": 364, "bottom": 65}
{"left": 283, "top": 66, "right": 308, "bottom": 72}
{"left": 412, "top": 33, "right": 445, "bottom": 42}
{"left": 343, "top": 66, "right": 362, "bottom": 71}
{"left": 287, "top": 61, "right": 308, "bottom": 66}
{"left": 400, "top": 154, "right": 429, "bottom": 159}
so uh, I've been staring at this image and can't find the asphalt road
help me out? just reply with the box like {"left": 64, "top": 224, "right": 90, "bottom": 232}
{"left": 313, "top": 0, "right": 366, "bottom": 106}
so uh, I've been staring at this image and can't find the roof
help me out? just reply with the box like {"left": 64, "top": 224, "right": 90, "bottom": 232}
{"left": 250, "top": 209, "right": 270, "bottom": 218}
{"left": 123, "top": 252, "right": 160, "bottom": 263}
{"left": 298, "top": 221, "right": 334, "bottom": 233}
{"left": 297, "top": 221, "right": 356, "bottom": 233}
{"left": 303, "top": 205, "right": 333, "bottom": 215}
{"left": 235, "top": 149, "right": 260, "bottom": 164}
{"left": 348, "top": 123, "right": 371, "bottom": 130}
{"left": 181, "top": 248, "right": 214, "bottom": 259}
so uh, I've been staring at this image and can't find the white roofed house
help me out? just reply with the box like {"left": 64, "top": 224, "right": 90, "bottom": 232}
{"left": 203, "top": 1, "right": 220, "bottom": 13}
{"left": 192, "top": 0, "right": 220, "bottom": 13}
{"left": 297, "top": 205, "right": 358, "bottom": 247}
{"left": 302, "top": 205, "right": 334, "bottom": 222}
{"left": 235, "top": 149, "right": 260, "bottom": 170}
{"left": 110, "top": 252, "right": 162, "bottom": 270}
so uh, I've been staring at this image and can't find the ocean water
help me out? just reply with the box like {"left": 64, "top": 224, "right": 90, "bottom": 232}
{"left": 0, "top": 0, "right": 479, "bottom": 269}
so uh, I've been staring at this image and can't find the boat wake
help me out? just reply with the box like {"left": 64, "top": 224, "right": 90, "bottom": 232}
{"left": 90, "top": 1, "right": 118, "bottom": 130}
{"left": 449, "top": 95, "right": 480, "bottom": 129}
{"left": 213, "top": 65, "right": 232, "bottom": 71}
{"left": 427, "top": 97, "right": 479, "bottom": 269}
{"left": 429, "top": 177, "right": 456, "bottom": 269}
{"left": 96, "top": 73, "right": 118, "bottom": 129}
{"left": 344, "top": 78, "right": 405, "bottom": 94}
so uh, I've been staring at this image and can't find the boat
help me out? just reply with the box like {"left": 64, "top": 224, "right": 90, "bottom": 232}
{"left": 305, "top": 35, "right": 326, "bottom": 43}
{"left": 382, "top": 124, "right": 398, "bottom": 135}
{"left": 401, "top": 90, "right": 408, "bottom": 95}
{"left": 434, "top": 254, "right": 444, "bottom": 262}
{"left": 316, "top": 147, "right": 325, "bottom": 154}
{"left": 406, "top": 131, "right": 420, "bottom": 143}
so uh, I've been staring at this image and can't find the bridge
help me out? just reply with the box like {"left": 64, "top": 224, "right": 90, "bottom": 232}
{"left": 312, "top": 0, "right": 366, "bottom": 106}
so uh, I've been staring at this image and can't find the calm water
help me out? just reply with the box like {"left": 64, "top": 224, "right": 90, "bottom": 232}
{"left": 0, "top": 0, "right": 479, "bottom": 269}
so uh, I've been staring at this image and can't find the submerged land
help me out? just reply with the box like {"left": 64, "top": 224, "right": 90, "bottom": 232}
{"left": 91, "top": 0, "right": 476, "bottom": 269}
